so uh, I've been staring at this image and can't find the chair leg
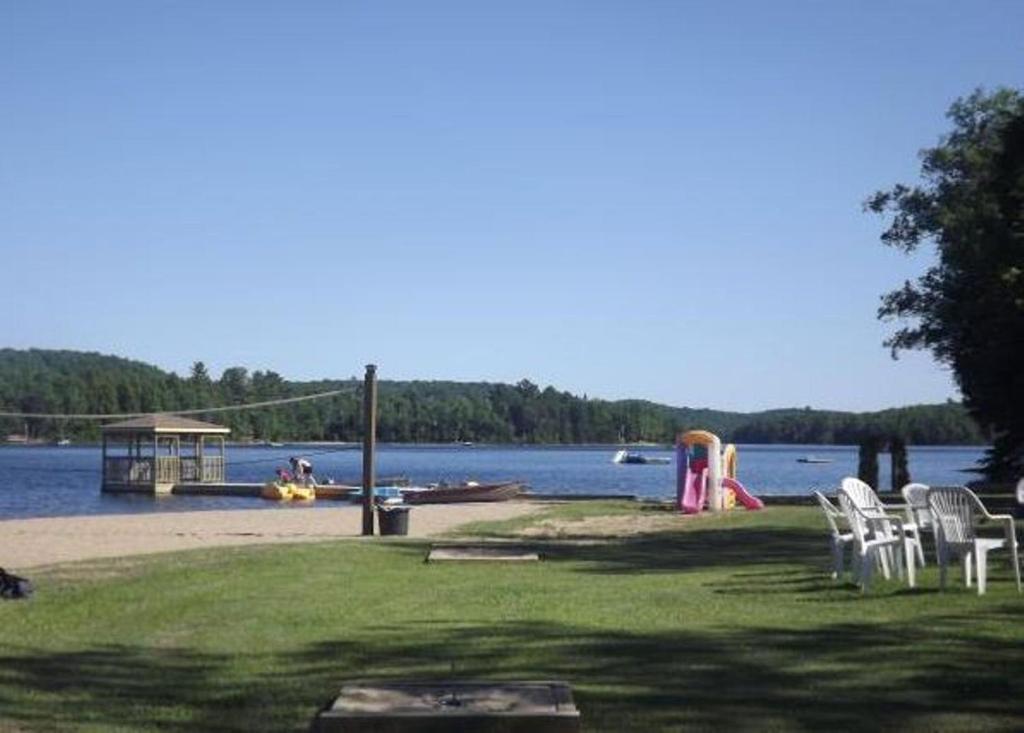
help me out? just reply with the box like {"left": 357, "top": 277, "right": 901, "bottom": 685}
{"left": 963, "top": 552, "right": 973, "bottom": 588}
{"left": 860, "top": 550, "right": 874, "bottom": 592}
{"left": 850, "top": 545, "right": 861, "bottom": 579}
{"left": 976, "top": 547, "right": 987, "bottom": 596}
{"left": 912, "top": 527, "right": 925, "bottom": 567}
{"left": 1010, "top": 536, "right": 1021, "bottom": 593}
{"left": 904, "top": 539, "right": 916, "bottom": 588}
{"left": 878, "top": 546, "right": 892, "bottom": 580}
{"left": 829, "top": 537, "right": 842, "bottom": 580}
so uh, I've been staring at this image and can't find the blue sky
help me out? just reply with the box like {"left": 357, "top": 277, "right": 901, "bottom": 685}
{"left": 1, "top": 1, "right": 1021, "bottom": 411}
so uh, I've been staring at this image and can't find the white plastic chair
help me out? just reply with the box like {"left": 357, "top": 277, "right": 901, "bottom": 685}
{"left": 926, "top": 486, "right": 1022, "bottom": 595}
{"left": 838, "top": 488, "right": 916, "bottom": 592}
{"left": 813, "top": 491, "right": 857, "bottom": 580}
{"left": 841, "top": 477, "right": 925, "bottom": 568}
{"left": 901, "top": 482, "right": 937, "bottom": 560}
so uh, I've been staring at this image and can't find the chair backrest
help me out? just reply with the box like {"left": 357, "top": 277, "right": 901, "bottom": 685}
{"left": 837, "top": 489, "right": 872, "bottom": 545}
{"left": 926, "top": 486, "right": 977, "bottom": 544}
{"left": 840, "top": 477, "right": 883, "bottom": 511}
{"left": 1016, "top": 478, "right": 1024, "bottom": 506}
{"left": 901, "top": 482, "right": 932, "bottom": 527}
{"left": 813, "top": 491, "right": 844, "bottom": 536}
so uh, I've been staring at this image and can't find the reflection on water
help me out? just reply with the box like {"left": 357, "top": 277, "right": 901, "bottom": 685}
{"left": 0, "top": 444, "right": 987, "bottom": 520}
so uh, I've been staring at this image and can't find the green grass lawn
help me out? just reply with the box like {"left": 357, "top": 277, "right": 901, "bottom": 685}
{"left": 1, "top": 504, "right": 1022, "bottom": 731}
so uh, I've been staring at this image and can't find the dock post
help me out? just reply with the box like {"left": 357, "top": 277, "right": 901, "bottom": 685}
{"left": 362, "top": 364, "right": 378, "bottom": 536}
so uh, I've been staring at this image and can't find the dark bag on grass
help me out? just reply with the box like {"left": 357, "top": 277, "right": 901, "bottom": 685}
{"left": 0, "top": 567, "right": 33, "bottom": 599}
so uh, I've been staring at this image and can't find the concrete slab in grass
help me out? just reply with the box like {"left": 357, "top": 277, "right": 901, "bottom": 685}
{"left": 312, "top": 680, "right": 579, "bottom": 732}
{"left": 426, "top": 544, "right": 541, "bottom": 562}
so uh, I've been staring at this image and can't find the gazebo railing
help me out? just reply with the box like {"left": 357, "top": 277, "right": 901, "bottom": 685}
{"left": 104, "top": 457, "right": 155, "bottom": 484}
{"left": 180, "top": 456, "right": 225, "bottom": 483}
{"left": 202, "top": 455, "right": 225, "bottom": 482}
{"left": 155, "top": 456, "right": 180, "bottom": 484}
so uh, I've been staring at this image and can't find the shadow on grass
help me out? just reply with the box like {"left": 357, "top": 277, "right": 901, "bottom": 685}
{"left": 491, "top": 525, "right": 828, "bottom": 577}
{"left": 1, "top": 522, "right": 1020, "bottom": 732}
{"left": 2, "top": 611, "right": 1022, "bottom": 732}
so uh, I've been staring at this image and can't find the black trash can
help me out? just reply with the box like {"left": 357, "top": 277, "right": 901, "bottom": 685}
{"left": 377, "top": 505, "right": 411, "bottom": 536}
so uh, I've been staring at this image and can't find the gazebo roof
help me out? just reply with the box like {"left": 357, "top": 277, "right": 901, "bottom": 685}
{"left": 101, "top": 415, "right": 231, "bottom": 435}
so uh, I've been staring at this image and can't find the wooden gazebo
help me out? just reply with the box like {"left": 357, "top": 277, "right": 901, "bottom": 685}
{"left": 101, "top": 415, "right": 230, "bottom": 493}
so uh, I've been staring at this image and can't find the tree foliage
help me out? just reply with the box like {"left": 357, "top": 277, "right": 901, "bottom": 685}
{"left": 866, "top": 88, "right": 1024, "bottom": 478}
{"left": 0, "top": 349, "right": 984, "bottom": 446}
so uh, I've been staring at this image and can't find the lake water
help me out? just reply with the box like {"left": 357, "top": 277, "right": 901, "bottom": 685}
{"left": 0, "top": 444, "right": 986, "bottom": 520}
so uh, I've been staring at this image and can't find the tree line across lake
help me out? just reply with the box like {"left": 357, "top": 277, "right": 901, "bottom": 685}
{"left": 0, "top": 349, "right": 984, "bottom": 447}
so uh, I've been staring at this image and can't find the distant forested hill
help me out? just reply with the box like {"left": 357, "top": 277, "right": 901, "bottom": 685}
{"left": 0, "top": 349, "right": 985, "bottom": 445}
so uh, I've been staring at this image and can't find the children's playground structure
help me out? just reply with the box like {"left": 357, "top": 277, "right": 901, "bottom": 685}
{"left": 676, "top": 430, "right": 764, "bottom": 513}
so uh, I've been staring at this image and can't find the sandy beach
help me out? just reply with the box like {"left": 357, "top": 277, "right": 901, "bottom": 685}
{"left": 0, "top": 501, "right": 542, "bottom": 570}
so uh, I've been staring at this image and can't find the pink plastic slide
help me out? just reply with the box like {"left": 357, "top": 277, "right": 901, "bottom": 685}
{"left": 722, "top": 476, "right": 764, "bottom": 510}
{"left": 681, "top": 468, "right": 707, "bottom": 514}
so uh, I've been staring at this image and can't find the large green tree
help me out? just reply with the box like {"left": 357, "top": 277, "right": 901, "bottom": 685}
{"left": 866, "top": 88, "right": 1024, "bottom": 479}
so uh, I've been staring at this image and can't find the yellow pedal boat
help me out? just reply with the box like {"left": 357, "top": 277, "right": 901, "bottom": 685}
{"left": 289, "top": 485, "right": 316, "bottom": 501}
{"left": 262, "top": 482, "right": 292, "bottom": 500}
{"left": 261, "top": 482, "right": 316, "bottom": 501}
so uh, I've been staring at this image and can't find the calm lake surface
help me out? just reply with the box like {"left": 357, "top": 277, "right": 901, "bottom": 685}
{"left": 0, "top": 444, "right": 986, "bottom": 520}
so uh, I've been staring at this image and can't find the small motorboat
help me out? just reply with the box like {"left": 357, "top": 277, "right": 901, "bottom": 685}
{"left": 796, "top": 456, "right": 833, "bottom": 464}
{"left": 402, "top": 481, "right": 524, "bottom": 505}
{"left": 612, "top": 450, "right": 671, "bottom": 465}
{"left": 342, "top": 486, "right": 407, "bottom": 504}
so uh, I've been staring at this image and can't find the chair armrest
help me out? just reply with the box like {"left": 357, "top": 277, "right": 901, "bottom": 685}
{"left": 994, "top": 516, "right": 1017, "bottom": 543}
{"left": 859, "top": 507, "right": 906, "bottom": 534}
{"left": 974, "top": 515, "right": 1017, "bottom": 542}
{"left": 985, "top": 513, "right": 1014, "bottom": 522}
{"left": 978, "top": 512, "right": 1015, "bottom": 532}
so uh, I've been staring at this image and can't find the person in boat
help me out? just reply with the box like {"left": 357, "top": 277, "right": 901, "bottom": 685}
{"left": 275, "top": 466, "right": 292, "bottom": 485}
{"left": 289, "top": 456, "right": 316, "bottom": 487}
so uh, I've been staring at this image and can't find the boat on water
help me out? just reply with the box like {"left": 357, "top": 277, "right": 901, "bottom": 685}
{"left": 796, "top": 456, "right": 833, "bottom": 464}
{"left": 612, "top": 450, "right": 671, "bottom": 465}
{"left": 56, "top": 438, "right": 72, "bottom": 446}
{"left": 261, "top": 482, "right": 316, "bottom": 501}
{"left": 402, "top": 481, "right": 524, "bottom": 505}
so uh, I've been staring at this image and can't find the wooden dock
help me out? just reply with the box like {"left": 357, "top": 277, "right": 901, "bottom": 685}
{"left": 169, "top": 483, "right": 360, "bottom": 499}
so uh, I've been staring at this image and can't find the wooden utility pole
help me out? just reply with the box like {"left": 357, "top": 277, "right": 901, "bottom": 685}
{"left": 361, "top": 364, "right": 378, "bottom": 536}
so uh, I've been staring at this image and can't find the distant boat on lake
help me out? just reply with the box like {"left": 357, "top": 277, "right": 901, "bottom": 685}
{"left": 796, "top": 456, "right": 833, "bottom": 464}
{"left": 612, "top": 450, "right": 671, "bottom": 465}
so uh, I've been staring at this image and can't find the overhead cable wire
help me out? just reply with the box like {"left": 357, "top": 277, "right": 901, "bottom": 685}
{"left": 0, "top": 387, "right": 358, "bottom": 421}
{"left": 1, "top": 445, "right": 362, "bottom": 473}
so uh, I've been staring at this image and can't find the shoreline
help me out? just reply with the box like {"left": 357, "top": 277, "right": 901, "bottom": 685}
{"left": 2, "top": 441, "right": 991, "bottom": 449}
{"left": 0, "top": 502, "right": 542, "bottom": 571}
